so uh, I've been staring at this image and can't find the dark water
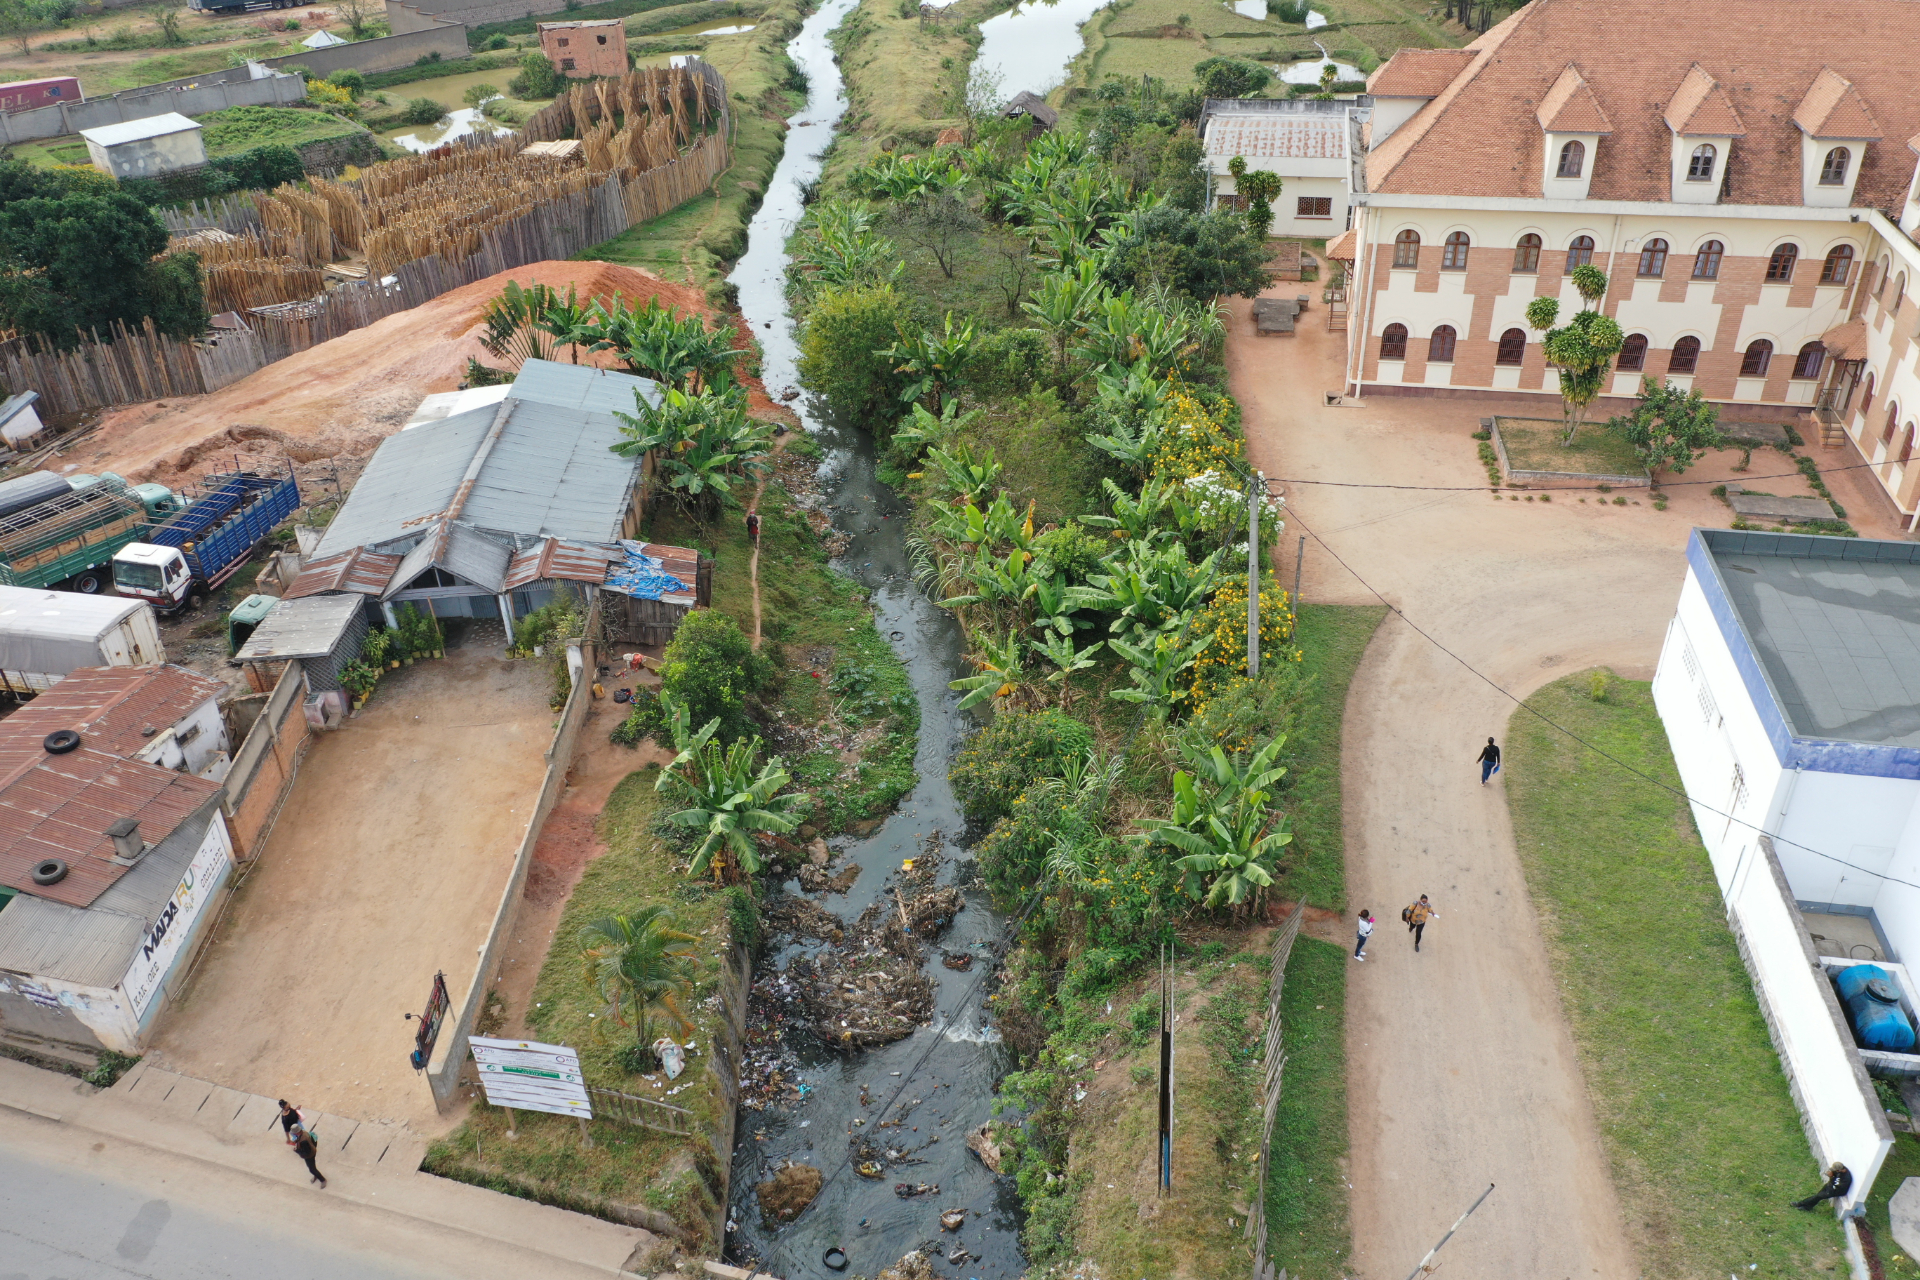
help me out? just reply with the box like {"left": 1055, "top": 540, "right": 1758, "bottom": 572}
{"left": 722, "top": 6, "right": 1024, "bottom": 1278}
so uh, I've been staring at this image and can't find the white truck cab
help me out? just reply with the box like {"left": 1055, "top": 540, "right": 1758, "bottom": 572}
{"left": 111, "top": 543, "right": 197, "bottom": 612}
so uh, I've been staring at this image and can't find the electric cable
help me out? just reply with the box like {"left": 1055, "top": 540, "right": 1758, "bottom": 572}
{"left": 1255, "top": 456, "right": 1874, "bottom": 493}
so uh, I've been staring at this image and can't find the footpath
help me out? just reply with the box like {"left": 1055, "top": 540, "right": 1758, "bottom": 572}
{"left": 0, "top": 1053, "right": 665, "bottom": 1277}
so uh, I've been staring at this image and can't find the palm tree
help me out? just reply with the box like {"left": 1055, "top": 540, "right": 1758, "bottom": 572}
{"left": 578, "top": 905, "right": 701, "bottom": 1053}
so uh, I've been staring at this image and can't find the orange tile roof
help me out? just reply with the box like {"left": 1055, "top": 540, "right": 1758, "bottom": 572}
{"left": 1822, "top": 321, "right": 1868, "bottom": 362}
{"left": 1, "top": 665, "right": 222, "bottom": 762}
{"left": 1367, "top": 49, "right": 1476, "bottom": 98}
{"left": 1536, "top": 64, "right": 1611, "bottom": 134}
{"left": 1794, "top": 67, "right": 1883, "bottom": 140}
{"left": 1664, "top": 64, "right": 1745, "bottom": 137}
{"left": 1325, "top": 229, "right": 1357, "bottom": 261}
{"left": 1365, "top": 0, "right": 1920, "bottom": 208}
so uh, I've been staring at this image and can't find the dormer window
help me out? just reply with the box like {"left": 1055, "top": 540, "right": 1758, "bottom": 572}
{"left": 1687, "top": 144, "right": 1716, "bottom": 181}
{"left": 1792, "top": 69, "right": 1881, "bottom": 207}
{"left": 1557, "top": 141, "right": 1584, "bottom": 178}
{"left": 1819, "top": 147, "right": 1850, "bottom": 185}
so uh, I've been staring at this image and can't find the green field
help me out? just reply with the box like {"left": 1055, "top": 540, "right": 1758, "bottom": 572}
{"left": 7, "top": 105, "right": 360, "bottom": 171}
{"left": 1506, "top": 672, "right": 1848, "bottom": 1277}
{"left": 1496, "top": 416, "right": 1649, "bottom": 480}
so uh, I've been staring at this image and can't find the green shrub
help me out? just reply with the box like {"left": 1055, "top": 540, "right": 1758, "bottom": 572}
{"left": 655, "top": 608, "right": 772, "bottom": 743}
{"left": 403, "top": 97, "right": 447, "bottom": 125}
{"left": 950, "top": 709, "right": 1093, "bottom": 823}
{"left": 960, "top": 325, "right": 1049, "bottom": 399}
{"left": 976, "top": 787, "right": 1073, "bottom": 899}
{"left": 484, "top": 32, "right": 511, "bottom": 49}
{"left": 796, "top": 285, "right": 913, "bottom": 432}
{"left": 1031, "top": 521, "right": 1108, "bottom": 584}
{"left": 216, "top": 143, "right": 305, "bottom": 192}
{"left": 327, "top": 68, "right": 366, "bottom": 98}
{"left": 83, "top": 1049, "right": 141, "bottom": 1088}
{"left": 507, "top": 50, "right": 561, "bottom": 99}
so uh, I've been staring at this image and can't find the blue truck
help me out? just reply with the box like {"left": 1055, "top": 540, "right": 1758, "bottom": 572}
{"left": 111, "top": 462, "right": 301, "bottom": 616}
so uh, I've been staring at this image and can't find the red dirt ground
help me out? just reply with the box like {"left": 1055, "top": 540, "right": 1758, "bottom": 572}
{"left": 75, "top": 261, "right": 780, "bottom": 490}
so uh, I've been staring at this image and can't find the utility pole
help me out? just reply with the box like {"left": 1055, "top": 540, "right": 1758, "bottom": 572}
{"left": 1294, "top": 534, "right": 1305, "bottom": 607}
{"left": 1402, "top": 1183, "right": 1495, "bottom": 1280}
{"left": 1247, "top": 474, "right": 1260, "bottom": 678}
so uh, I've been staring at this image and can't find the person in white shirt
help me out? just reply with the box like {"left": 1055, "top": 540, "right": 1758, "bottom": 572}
{"left": 1353, "top": 909, "right": 1374, "bottom": 961}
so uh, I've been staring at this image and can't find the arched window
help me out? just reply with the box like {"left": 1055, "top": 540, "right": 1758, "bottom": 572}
{"left": 1496, "top": 328, "right": 1527, "bottom": 365}
{"left": 1792, "top": 341, "right": 1825, "bottom": 380}
{"left": 1886, "top": 402, "right": 1901, "bottom": 446}
{"left": 1862, "top": 373, "right": 1876, "bottom": 417}
{"left": 1740, "top": 340, "right": 1773, "bottom": 377}
{"left": 1688, "top": 143, "right": 1717, "bottom": 182}
{"left": 1638, "top": 238, "right": 1669, "bottom": 277}
{"left": 1428, "top": 325, "right": 1457, "bottom": 362}
{"left": 1879, "top": 255, "right": 1893, "bottom": 296}
{"left": 1617, "top": 333, "right": 1648, "bottom": 371}
{"left": 1766, "top": 243, "right": 1799, "bottom": 282}
{"left": 1557, "top": 140, "right": 1585, "bottom": 178}
{"left": 1380, "top": 323, "right": 1408, "bottom": 360}
{"left": 1692, "top": 241, "right": 1723, "bottom": 280}
{"left": 1904, "top": 425, "right": 1916, "bottom": 466}
{"left": 1896, "top": 274, "right": 1909, "bottom": 313}
{"left": 1513, "top": 234, "right": 1541, "bottom": 273}
{"left": 1393, "top": 230, "right": 1421, "bottom": 269}
{"left": 1442, "top": 232, "right": 1470, "bottom": 270}
{"left": 1821, "top": 245, "right": 1854, "bottom": 284}
{"left": 1669, "top": 336, "right": 1701, "bottom": 374}
{"left": 1820, "top": 147, "right": 1851, "bottom": 186}
{"left": 1567, "top": 235, "right": 1595, "bottom": 268}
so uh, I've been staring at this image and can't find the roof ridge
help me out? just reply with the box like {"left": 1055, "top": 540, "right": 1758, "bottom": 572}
{"left": 1365, "top": 8, "right": 1529, "bottom": 191}
{"left": 1794, "top": 65, "right": 1884, "bottom": 140}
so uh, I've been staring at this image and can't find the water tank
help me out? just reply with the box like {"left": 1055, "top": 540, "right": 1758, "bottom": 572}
{"left": 1836, "top": 964, "right": 1917, "bottom": 1052}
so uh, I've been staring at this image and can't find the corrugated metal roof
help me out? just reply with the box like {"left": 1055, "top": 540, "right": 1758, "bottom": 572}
{"left": 503, "top": 538, "right": 622, "bottom": 591}
{"left": 79, "top": 112, "right": 200, "bottom": 148}
{"left": 0, "top": 806, "right": 218, "bottom": 985}
{"left": 311, "top": 408, "right": 494, "bottom": 558}
{"left": 384, "top": 520, "right": 511, "bottom": 599}
{"left": 460, "top": 400, "right": 642, "bottom": 543}
{"left": 234, "top": 594, "right": 364, "bottom": 662}
{"left": 0, "top": 665, "right": 221, "bottom": 762}
{"left": 284, "top": 547, "right": 404, "bottom": 600}
{"left": 509, "top": 358, "right": 663, "bottom": 418}
{"left": 1205, "top": 113, "right": 1348, "bottom": 160}
{"left": 0, "top": 586, "right": 146, "bottom": 643}
{"left": 0, "top": 747, "right": 220, "bottom": 908}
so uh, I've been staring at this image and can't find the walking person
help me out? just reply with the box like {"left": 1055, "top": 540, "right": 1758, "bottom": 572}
{"left": 1791, "top": 1162, "right": 1851, "bottom": 1211}
{"left": 289, "top": 1123, "right": 327, "bottom": 1188}
{"left": 276, "top": 1099, "right": 303, "bottom": 1143}
{"left": 746, "top": 511, "right": 761, "bottom": 545}
{"left": 1353, "top": 910, "right": 1374, "bottom": 961}
{"left": 1405, "top": 895, "right": 1438, "bottom": 952}
{"left": 1477, "top": 736, "right": 1501, "bottom": 785}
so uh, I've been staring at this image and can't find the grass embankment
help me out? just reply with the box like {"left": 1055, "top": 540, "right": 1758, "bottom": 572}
{"left": 823, "top": 0, "right": 982, "bottom": 167}
{"left": 424, "top": 441, "right": 917, "bottom": 1247}
{"left": 1279, "top": 602, "right": 1382, "bottom": 909}
{"left": 10, "top": 104, "right": 363, "bottom": 170}
{"left": 1506, "top": 672, "right": 1847, "bottom": 1277}
{"left": 585, "top": 0, "right": 808, "bottom": 297}
{"left": 1868, "top": 1126, "right": 1920, "bottom": 1277}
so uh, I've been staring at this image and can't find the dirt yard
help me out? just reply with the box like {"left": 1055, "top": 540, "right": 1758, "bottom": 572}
{"left": 63, "top": 260, "right": 770, "bottom": 494}
{"left": 1226, "top": 302, "right": 1899, "bottom": 1276}
{"left": 150, "top": 646, "right": 554, "bottom": 1134}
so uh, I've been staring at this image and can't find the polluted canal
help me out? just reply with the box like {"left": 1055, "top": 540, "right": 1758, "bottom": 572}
{"left": 721, "top": 2, "right": 1023, "bottom": 1278}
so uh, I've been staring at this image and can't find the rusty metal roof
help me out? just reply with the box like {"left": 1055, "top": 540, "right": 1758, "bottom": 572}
{"left": 0, "top": 665, "right": 222, "bottom": 762}
{"left": 285, "top": 547, "right": 404, "bottom": 600}
{"left": 0, "top": 745, "right": 221, "bottom": 908}
{"left": 503, "top": 538, "right": 622, "bottom": 591}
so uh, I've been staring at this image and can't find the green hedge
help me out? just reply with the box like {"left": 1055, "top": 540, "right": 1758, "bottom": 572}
{"left": 463, "top": 0, "right": 700, "bottom": 45}
{"left": 360, "top": 52, "right": 512, "bottom": 92}
{"left": 120, "top": 144, "right": 306, "bottom": 207}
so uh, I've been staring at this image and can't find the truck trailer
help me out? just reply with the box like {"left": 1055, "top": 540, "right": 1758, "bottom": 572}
{"left": 0, "top": 586, "right": 164, "bottom": 696}
{"left": 112, "top": 463, "right": 301, "bottom": 614}
{"left": 0, "top": 475, "right": 184, "bottom": 594}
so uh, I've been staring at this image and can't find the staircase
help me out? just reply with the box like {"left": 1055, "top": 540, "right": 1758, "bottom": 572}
{"left": 1812, "top": 406, "right": 1847, "bottom": 448}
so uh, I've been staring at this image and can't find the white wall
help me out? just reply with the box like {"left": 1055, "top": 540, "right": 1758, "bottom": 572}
{"left": 123, "top": 815, "right": 234, "bottom": 1034}
{"left": 134, "top": 694, "right": 228, "bottom": 777}
{"left": 0, "top": 972, "right": 139, "bottom": 1053}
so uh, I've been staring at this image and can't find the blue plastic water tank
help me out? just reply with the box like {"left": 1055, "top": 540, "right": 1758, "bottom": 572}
{"left": 1836, "top": 964, "right": 1917, "bottom": 1052}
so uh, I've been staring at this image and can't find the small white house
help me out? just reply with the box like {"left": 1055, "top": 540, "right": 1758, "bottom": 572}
{"left": 79, "top": 112, "right": 206, "bottom": 180}
{"left": 0, "top": 391, "right": 43, "bottom": 452}
{"left": 1201, "top": 99, "right": 1364, "bottom": 237}
{"left": 300, "top": 28, "right": 348, "bottom": 49}
{"left": 1652, "top": 527, "right": 1920, "bottom": 1212}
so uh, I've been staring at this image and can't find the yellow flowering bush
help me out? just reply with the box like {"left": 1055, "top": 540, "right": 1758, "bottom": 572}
{"left": 1147, "top": 386, "right": 1242, "bottom": 487}
{"left": 1187, "top": 575, "right": 1299, "bottom": 718}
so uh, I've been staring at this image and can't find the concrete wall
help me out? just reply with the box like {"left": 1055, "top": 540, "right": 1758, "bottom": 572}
{"left": 425, "top": 622, "right": 598, "bottom": 1107}
{"left": 257, "top": 22, "right": 470, "bottom": 77}
{"left": 223, "top": 662, "right": 314, "bottom": 861}
{"left": 0, "top": 74, "right": 305, "bottom": 147}
{"left": 388, "top": 0, "right": 576, "bottom": 30}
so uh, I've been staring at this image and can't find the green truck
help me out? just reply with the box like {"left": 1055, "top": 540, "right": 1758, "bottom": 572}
{"left": 0, "top": 474, "right": 186, "bottom": 594}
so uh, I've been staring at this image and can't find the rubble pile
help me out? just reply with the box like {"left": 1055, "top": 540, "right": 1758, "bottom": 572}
{"left": 876, "top": 1250, "right": 937, "bottom": 1280}
{"left": 755, "top": 1162, "right": 822, "bottom": 1222}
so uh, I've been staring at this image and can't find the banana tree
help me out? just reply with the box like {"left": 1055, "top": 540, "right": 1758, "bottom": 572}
{"left": 949, "top": 628, "right": 1029, "bottom": 711}
{"left": 1022, "top": 259, "right": 1107, "bottom": 382}
{"left": 1136, "top": 736, "right": 1293, "bottom": 908}
{"left": 1107, "top": 629, "right": 1209, "bottom": 713}
{"left": 922, "top": 441, "right": 1003, "bottom": 505}
{"left": 892, "top": 399, "right": 978, "bottom": 459}
{"left": 1084, "top": 361, "right": 1171, "bottom": 473}
{"left": 478, "top": 280, "right": 561, "bottom": 369}
{"left": 1030, "top": 632, "right": 1104, "bottom": 707}
{"left": 612, "top": 385, "right": 777, "bottom": 521}
{"left": 885, "top": 312, "right": 977, "bottom": 411}
{"left": 939, "top": 544, "right": 1037, "bottom": 613}
{"left": 1066, "top": 539, "right": 1220, "bottom": 636}
{"left": 654, "top": 703, "right": 809, "bottom": 880}
{"left": 1080, "top": 476, "right": 1193, "bottom": 544}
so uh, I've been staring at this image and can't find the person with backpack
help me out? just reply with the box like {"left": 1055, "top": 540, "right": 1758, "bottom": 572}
{"left": 289, "top": 1122, "right": 326, "bottom": 1188}
{"left": 1477, "top": 736, "right": 1501, "bottom": 785}
{"left": 1791, "top": 1162, "right": 1851, "bottom": 1211}
{"left": 1353, "top": 909, "right": 1374, "bottom": 961}
{"left": 1403, "top": 895, "right": 1438, "bottom": 951}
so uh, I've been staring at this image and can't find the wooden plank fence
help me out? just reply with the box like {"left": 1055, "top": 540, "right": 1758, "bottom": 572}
{"left": 1245, "top": 900, "right": 1308, "bottom": 1280}
{"left": 6, "top": 60, "right": 733, "bottom": 419}
{"left": 585, "top": 1084, "right": 695, "bottom": 1137}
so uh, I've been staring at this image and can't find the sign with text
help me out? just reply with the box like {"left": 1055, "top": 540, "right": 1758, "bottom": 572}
{"left": 122, "top": 819, "right": 232, "bottom": 1021}
{"left": 470, "top": 1036, "right": 592, "bottom": 1119}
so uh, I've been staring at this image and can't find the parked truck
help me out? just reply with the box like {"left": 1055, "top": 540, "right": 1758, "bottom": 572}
{"left": 0, "top": 586, "right": 164, "bottom": 696}
{"left": 112, "top": 463, "right": 301, "bottom": 615}
{"left": 0, "top": 474, "right": 185, "bottom": 595}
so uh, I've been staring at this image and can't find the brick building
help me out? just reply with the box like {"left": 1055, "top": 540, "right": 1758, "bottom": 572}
{"left": 537, "top": 18, "right": 626, "bottom": 79}
{"left": 1341, "top": 0, "right": 1920, "bottom": 523}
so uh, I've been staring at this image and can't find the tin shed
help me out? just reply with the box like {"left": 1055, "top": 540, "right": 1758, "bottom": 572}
{"left": 79, "top": 113, "right": 207, "bottom": 180}
{"left": 233, "top": 593, "right": 368, "bottom": 693}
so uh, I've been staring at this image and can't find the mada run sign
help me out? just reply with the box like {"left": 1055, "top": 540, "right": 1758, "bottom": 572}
{"left": 470, "top": 1036, "right": 592, "bottom": 1119}
{"left": 122, "top": 821, "right": 232, "bottom": 1021}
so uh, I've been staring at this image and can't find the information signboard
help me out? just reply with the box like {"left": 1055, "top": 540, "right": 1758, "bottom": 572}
{"left": 469, "top": 1036, "right": 592, "bottom": 1119}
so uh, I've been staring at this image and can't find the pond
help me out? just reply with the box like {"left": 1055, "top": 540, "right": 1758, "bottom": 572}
{"left": 1277, "top": 38, "right": 1362, "bottom": 83}
{"left": 973, "top": 0, "right": 1114, "bottom": 97}
{"left": 719, "top": 1, "right": 1024, "bottom": 1278}
{"left": 645, "top": 18, "right": 759, "bottom": 36}
{"left": 380, "top": 103, "right": 514, "bottom": 154}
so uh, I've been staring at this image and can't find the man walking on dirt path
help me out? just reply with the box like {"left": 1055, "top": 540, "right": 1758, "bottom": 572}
{"left": 746, "top": 511, "right": 761, "bottom": 545}
{"left": 288, "top": 1123, "right": 326, "bottom": 1188}
{"left": 1478, "top": 736, "right": 1501, "bottom": 785}
{"left": 1406, "top": 895, "right": 1437, "bottom": 952}
{"left": 1354, "top": 910, "right": 1374, "bottom": 961}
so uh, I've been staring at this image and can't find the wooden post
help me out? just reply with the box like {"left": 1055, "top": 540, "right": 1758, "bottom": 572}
{"left": 1247, "top": 477, "right": 1260, "bottom": 679}
{"left": 578, "top": 1116, "right": 592, "bottom": 1148}
{"left": 502, "top": 1104, "right": 516, "bottom": 1139}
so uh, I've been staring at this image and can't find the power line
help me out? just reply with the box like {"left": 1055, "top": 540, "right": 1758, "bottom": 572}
{"left": 1258, "top": 457, "right": 1875, "bottom": 493}
{"left": 1284, "top": 504, "right": 1920, "bottom": 895}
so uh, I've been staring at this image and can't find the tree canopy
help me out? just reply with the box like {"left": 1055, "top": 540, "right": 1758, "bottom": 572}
{"left": 1100, "top": 204, "right": 1271, "bottom": 300}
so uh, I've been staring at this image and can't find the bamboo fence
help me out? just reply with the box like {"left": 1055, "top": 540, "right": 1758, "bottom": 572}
{"left": 16, "top": 60, "right": 733, "bottom": 418}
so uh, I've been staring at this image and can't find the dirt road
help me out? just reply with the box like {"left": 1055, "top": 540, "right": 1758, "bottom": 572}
{"left": 151, "top": 648, "right": 552, "bottom": 1134}
{"left": 1226, "top": 306, "right": 1892, "bottom": 1276}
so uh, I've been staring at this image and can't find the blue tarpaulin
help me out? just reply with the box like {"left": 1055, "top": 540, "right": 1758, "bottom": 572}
{"left": 605, "top": 540, "right": 692, "bottom": 600}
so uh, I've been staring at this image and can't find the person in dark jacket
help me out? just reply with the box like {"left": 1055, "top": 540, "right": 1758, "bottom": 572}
{"left": 289, "top": 1123, "right": 326, "bottom": 1188}
{"left": 1791, "top": 1162, "right": 1850, "bottom": 1210}
{"left": 1477, "top": 737, "right": 1501, "bottom": 785}
{"left": 277, "top": 1099, "right": 302, "bottom": 1143}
